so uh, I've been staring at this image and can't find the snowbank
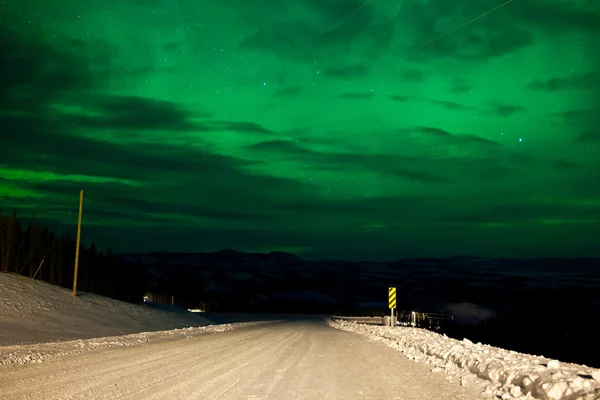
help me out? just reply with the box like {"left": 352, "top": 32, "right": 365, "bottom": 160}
{"left": 329, "top": 319, "right": 600, "bottom": 400}
{"left": 0, "top": 273, "right": 213, "bottom": 346}
{"left": 0, "top": 320, "right": 274, "bottom": 366}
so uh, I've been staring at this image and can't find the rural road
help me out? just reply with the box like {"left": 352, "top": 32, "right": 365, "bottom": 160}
{"left": 0, "top": 318, "right": 480, "bottom": 399}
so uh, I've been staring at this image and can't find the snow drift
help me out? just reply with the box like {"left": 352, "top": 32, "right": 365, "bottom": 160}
{"left": 329, "top": 319, "right": 600, "bottom": 400}
{"left": 0, "top": 273, "right": 212, "bottom": 346}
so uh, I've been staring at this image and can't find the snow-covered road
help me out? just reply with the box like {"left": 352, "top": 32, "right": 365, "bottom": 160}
{"left": 0, "top": 318, "right": 480, "bottom": 400}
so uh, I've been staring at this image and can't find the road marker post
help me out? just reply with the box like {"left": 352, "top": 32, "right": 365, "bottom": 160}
{"left": 388, "top": 287, "right": 396, "bottom": 326}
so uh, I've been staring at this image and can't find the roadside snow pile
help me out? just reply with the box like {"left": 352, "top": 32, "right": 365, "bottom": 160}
{"left": 329, "top": 319, "right": 600, "bottom": 400}
{"left": 0, "top": 272, "right": 213, "bottom": 346}
{"left": 0, "top": 320, "right": 276, "bottom": 365}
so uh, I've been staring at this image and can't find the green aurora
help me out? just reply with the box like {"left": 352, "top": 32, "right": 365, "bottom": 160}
{"left": 1, "top": 0, "right": 599, "bottom": 260}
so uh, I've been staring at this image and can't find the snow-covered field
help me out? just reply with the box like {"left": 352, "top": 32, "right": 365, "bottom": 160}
{"left": 0, "top": 272, "right": 215, "bottom": 345}
{"left": 329, "top": 319, "right": 600, "bottom": 400}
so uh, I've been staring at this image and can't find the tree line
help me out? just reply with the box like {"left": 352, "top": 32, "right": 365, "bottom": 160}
{"left": 0, "top": 210, "right": 144, "bottom": 303}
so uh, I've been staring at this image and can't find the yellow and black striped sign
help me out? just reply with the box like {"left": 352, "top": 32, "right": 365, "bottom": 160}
{"left": 388, "top": 287, "right": 396, "bottom": 309}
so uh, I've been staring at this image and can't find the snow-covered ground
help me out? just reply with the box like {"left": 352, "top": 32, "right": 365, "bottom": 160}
{"left": 0, "top": 272, "right": 279, "bottom": 366}
{"left": 329, "top": 319, "right": 600, "bottom": 400}
{"left": 0, "top": 321, "right": 271, "bottom": 366}
{"left": 0, "top": 273, "right": 213, "bottom": 346}
{"left": 0, "top": 319, "right": 483, "bottom": 400}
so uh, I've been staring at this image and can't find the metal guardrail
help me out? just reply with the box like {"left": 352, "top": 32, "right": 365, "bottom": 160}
{"left": 332, "top": 311, "right": 453, "bottom": 329}
{"left": 330, "top": 315, "right": 385, "bottom": 325}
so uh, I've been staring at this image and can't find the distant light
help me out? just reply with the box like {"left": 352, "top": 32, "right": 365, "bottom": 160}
{"left": 519, "top": 138, "right": 522, "bottom": 142}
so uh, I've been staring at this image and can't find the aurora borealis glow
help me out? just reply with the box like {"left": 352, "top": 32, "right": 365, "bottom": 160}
{"left": 1, "top": 0, "right": 599, "bottom": 260}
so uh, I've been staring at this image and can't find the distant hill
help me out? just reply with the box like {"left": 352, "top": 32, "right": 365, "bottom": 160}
{"left": 118, "top": 250, "right": 600, "bottom": 315}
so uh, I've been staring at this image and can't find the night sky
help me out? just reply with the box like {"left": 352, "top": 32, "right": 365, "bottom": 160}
{"left": 1, "top": 0, "right": 599, "bottom": 261}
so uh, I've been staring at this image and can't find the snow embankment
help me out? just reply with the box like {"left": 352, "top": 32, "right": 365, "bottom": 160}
{"left": 329, "top": 319, "right": 600, "bottom": 400}
{"left": 0, "top": 320, "right": 274, "bottom": 366}
{"left": 0, "top": 273, "right": 212, "bottom": 346}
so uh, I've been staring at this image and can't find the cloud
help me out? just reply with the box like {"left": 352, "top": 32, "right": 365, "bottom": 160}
{"left": 339, "top": 92, "right": 375, "bottom": 99}
{"left": 238, "top": 1, "right": 394, "bottom": 61}
{"left": 401, "top": 69, "right": 426, "bottom": 82}
{"left": 522, "top": 1, "right": 600, "bottom": 35}
{"left": 429, "top": 99, "right": 473, "bottom": 111}
{"left": 411, "top": 126, "right": 499, "bottom": 146}
{"left": 0, "top": 26, "right": 315, "bottom": 229}
{"left": 20, "top": 180, "right": 278, "bottom": 224}
{"left": 323, "top": 63, "right": 369, "bottom": 78}
{"left": 490, "top": 103, "right": 526, "bottom": 117}
{"left": 445, "top": 199, "right": 600, "bottom": 226}
{"left": 272, "top": 86, "right": 304, "bottom": 97}
{"left": 3, "top": 132, "right": 322, "bottom": 227}
{"left": 387, "top": 96, "right": 482, "bottom": 113}
{"left": 549, "top": 159, "right": 582, "bottom": 171}
{"left": 75, "top": 95, "right": 210, "bottom": 131}
{"left": 389, "top": 95, "right": 411, "bottom": 102}
{"left": 1, "top": 115, "right": 250, "bottom": 180}
{"left": 244, "top": 137, "right": 522, "bottom": 183}
{"left": 247, "top": 139, "right": 450, "bottom": 183}
{"left": 206, "top": 121, "right": 276, "bottom": 135}
{"left": 0, "top": 27, "right": 276, "bottom": 154}
{"left": 401, "top": 0, "right": 600, "bottom": 62}
{"left": 0, "top": 27, "right": 201, "bottom": 133}
{"left": 0, "top": 27, "right": 113, "bottom": 112}
{"left": 400, "top": 1, "right": 533, "bottom": 61}
{"left": 299, "top": 0, "right": 366, "bottom": 21}
{"left": 554, "top": 108, "right": 600, "bottom": 142}
{"left": 414, "top": 127, "right": 452, "bottom": 137}
{"left": 301, "top": 0, "right": 394, "bottom": 49}
{"left": 449, "top": 79, "right": 473, "bottom": 94}
{"left": 528, "top": 72, "right": 600, "bottom": 91}
{"left": 575, "top": 130, "right": 600, "bottom": 142}
{"left": 162, "top": 41, "right": 183, "bottom": 51}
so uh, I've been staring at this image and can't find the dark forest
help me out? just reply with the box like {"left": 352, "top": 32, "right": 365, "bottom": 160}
{"left": 0, "top": 211, "right": 144, "bottom": 304}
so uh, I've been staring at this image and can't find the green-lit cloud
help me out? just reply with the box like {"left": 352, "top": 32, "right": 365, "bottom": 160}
{"left": 1, "top": 0, "right": 599, "bottom": 260}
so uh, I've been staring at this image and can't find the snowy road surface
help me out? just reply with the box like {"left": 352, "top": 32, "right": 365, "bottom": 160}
{"left": 0, "top": 318, "right": 481, "bottom": 400}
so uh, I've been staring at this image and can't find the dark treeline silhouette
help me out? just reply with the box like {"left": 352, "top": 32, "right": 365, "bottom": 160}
{"left": 0, "top": 210, "right": 144, "bottom": 303}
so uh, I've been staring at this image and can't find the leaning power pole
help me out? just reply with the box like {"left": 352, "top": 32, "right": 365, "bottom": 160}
{"left": 72, "top": 190, "right": 84, "bottom": 296}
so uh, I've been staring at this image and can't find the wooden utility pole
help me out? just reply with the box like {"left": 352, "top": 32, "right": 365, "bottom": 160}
{"left": 72, "top": 190, "right": 84, "bottom": 296}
